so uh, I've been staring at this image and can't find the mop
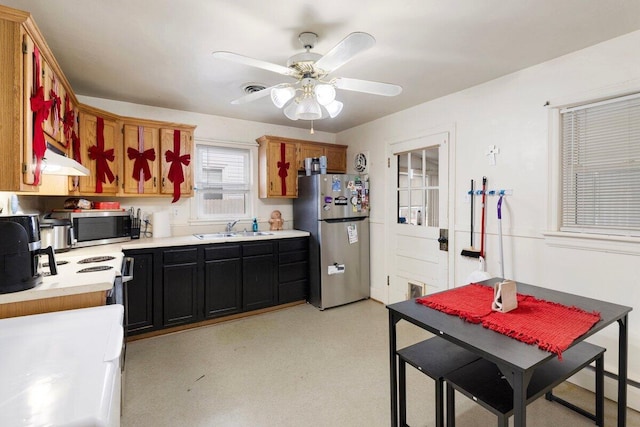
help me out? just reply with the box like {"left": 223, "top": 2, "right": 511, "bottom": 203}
{"left": 497, "top": 194, "right": 505, "bottom": 278}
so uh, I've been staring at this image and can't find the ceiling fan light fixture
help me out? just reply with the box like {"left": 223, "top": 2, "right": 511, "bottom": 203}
{"left": 296, "top": 96, "right": 322, "bottom": 120}
{"left": 270, "top": 86, "right": 295, "bottom": 108}
{"left": 314, "top": 84, "right": 336, "bottom": 106}
{"left": 284, "top": 101, "right": 299, "bottom": 120}
{"left": 324, "top": 100, "right": 343, "bottom": 118}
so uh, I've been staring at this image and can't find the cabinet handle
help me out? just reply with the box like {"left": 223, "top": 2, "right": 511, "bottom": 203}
{"left": 153, "top": 177, "right": 157, "bottom": 187}
{"left": 162, "top": 177, "right": 166, "bottom": 187}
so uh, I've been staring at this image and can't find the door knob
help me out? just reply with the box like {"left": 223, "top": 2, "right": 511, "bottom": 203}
{"left": 438, "top": 229, "right": 449, "bottom": 251}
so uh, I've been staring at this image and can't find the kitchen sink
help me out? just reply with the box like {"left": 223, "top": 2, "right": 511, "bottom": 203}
{"left": 193, "top": 231, "right": 274, "bottom": 240}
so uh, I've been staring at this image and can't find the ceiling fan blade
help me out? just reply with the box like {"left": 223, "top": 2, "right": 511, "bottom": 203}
{"left": 314, "top": 32, "right": 375, "bottom": 74}
{"left": 230, "top": 85, "right": 276, "bottom": 105}
{"left": 334, "top": 77, "right": 402, "bottom": 96}
{"left": 212, "top": 51, "right": 295, "bottom": 76}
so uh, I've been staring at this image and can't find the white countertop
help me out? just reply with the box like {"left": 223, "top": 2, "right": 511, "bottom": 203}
{"left": 0, "top": 230, "right": 309, "bottom": 305}
{"left": 122, "top": 228, "right": 310, "bottom": 251}
{"left": 0, "top": 251, "right": 123, "bottom": 305}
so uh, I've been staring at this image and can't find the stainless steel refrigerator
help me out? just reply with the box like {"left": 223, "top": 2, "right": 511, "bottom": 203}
{"left": 294, "top": 174, "right": 370, "bottom": 310}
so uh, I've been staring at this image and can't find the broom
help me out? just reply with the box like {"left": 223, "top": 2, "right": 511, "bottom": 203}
{"left": 461, "top": 179, "right": 481, "bottom": 258}
{"left": 465, "top": 176, "right": 491, "bottom": 283}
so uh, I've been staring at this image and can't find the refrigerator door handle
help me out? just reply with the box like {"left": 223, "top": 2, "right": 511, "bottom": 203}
{"left": 323, "top": 217, "right": 368, "bottom": 224}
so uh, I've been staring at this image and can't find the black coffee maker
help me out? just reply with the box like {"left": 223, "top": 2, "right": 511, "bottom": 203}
{"left": 0, "top": 214, "right": 57, "bottom": 294}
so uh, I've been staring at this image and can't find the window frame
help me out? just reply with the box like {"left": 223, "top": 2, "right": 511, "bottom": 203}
{"left": 544, "top": 89, "right": 640, "bottom": 255}
{"left": 189, "top": 138, "right": 258, "bottom": 224}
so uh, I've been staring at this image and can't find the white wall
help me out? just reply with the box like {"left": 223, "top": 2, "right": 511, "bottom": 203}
{"left": 72, "top": 96, "right": 336, "bottom": 235}
{"left": 338, "top": 30, "right": 640, "bottom": 409}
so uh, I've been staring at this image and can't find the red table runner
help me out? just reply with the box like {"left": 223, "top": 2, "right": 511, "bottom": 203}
{"left": 416, "top": 284, "right": 601, "bottom": 358}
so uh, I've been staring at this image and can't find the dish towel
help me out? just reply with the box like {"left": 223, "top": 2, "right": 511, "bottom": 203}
{"left": 416, "top": 284, "right": 601, "bottom": 359}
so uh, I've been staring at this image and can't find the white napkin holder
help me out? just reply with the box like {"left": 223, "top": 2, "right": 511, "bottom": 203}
{"left": 492, "top": 280, "right": 518, "bottom": 313}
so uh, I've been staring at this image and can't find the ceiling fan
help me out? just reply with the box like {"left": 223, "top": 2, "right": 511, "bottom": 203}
{"left": 212, "top": 32, "right": 402, "bottom": 122}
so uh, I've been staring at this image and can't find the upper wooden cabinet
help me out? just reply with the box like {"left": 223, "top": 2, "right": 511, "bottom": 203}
{"left": 297, "top": 142, "right": 348, "bottom": 173}
{"left": 160, "top": 127, "right": 194, "bottom": 199}
{"left": 257, "top": 136, "right": 299, "bottom": 198}
{"left": 75, "top": 107, "right": 121, "bottom": 195}
{"left": 122, "top": 122, "right": 160, "bottom": 194}
{"left": 256, "top": 135, "right": 348, "bottom": 198}
{"left": 0, "top": 6, "right": 78, "bottom": 192}
{"left": 108, "top": 117, "right": 195, "bottom": 199}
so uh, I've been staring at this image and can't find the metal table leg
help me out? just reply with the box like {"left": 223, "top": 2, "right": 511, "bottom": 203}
{"left": 618, "top": 315, "right": 628, "bottom": 427}
{"left": 389, "top": 311, "right": 400, "bottom": 427}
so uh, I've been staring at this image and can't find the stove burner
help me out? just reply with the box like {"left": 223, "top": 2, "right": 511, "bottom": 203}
{"left": 42, "top": 260, "right": 69, "bottom": 267}
{"left": 77, "top": 265, "right": 114, "bottom": 273}
{"left": 77, "top": 256, "right": 116, "bottom": 264}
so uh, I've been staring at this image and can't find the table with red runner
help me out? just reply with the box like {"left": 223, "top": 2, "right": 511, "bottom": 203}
{"left": 416, "top": 283, "right": 601, "bottom": 358}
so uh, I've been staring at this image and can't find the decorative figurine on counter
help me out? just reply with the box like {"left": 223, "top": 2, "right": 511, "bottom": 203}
{"left": 269, "top": 210, "right": 284, "bottom": 231}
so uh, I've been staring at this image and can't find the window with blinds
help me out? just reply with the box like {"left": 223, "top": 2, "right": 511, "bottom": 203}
{"left": 561, "top": 93, "right": 640, "bottom": 236}
{"left": 194, "top": 144, "right": 251, "bottom": 219}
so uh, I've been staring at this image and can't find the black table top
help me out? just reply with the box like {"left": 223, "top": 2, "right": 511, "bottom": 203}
{"left": 387, "top": 278, "right": 632, "bottom": 372}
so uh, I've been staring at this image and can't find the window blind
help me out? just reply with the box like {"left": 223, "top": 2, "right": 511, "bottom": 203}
{"left": 561, "top": 93, "right": 640, "bottom": 236}
{"left": 195, "top": 144, "right": 250, "bottom": 217}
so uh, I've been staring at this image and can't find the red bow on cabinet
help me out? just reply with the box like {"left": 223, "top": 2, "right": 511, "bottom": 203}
{"left": 29, "top": 46, "right": 52, "bottom": 186}
{"left": 165, "top": 130, "right": 190, "bottom": 203}
{"left": 30, "top": 86, "right": 52, "bottom": 186}
{"left": 277, "top": 143, "right": 290, "bottom": 195}
{"left": 63, "top": 95, "right": 75, "bottom": 143}
{"left": 88, "top": 117, "right": 115, "bottom": 193}
{"left": 49, "top": 89, "right": 61, "bottom": 138}
{"left": 127, "top": 147, "right": 156, "bottom": 182}
{"left": 72, "top": 131, "right": 81, "bottom": 163}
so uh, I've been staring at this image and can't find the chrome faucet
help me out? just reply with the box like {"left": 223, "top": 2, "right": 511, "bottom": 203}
{"left": 226, "top": 220, "right": 239, "bottom": 232}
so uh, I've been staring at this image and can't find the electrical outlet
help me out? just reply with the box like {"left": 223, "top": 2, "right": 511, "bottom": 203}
{"left": 172, "top": 208, "right": 179, "bottom": 217}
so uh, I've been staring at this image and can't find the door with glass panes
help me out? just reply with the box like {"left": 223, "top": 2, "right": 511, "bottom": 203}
{"left": 386, "top": 131, "right": 449, "bottom": 303}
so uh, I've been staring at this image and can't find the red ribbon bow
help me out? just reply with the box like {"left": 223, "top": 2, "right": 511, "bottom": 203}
{"left": 72, "top": 131, "right": 81, "bottom": 163}
{"left": 30, "top": 85, "right": 52, "bottom": 186}
{"left": 49, "top": 88, "right": 61, "bottom": 135}
{"left": 165, "top": 129, "right": 190, "bottom": 203}
{"left": 277, "top": 142, "right": 290, "bottom": 195}
{"left": 88, "top": 117, "right": 115, "bottom": 193}
{"left": 63, "top": 95, "right": 75, "bottom": 143}
{"left": 127, "top": 147, "right": 156, "bottom": 182}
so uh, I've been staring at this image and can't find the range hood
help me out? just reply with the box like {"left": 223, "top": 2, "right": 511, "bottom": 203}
{"left": 42, "top": 148, "right": 90, "bottom": 176}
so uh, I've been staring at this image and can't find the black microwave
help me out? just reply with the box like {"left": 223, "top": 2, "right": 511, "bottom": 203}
{"left": 49, "top": 210, "right": 132, "bottom": 248}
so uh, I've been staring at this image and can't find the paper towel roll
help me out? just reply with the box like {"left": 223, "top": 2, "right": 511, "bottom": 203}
{"left": 152, "top": 211, "right": 171, "bottom": 238}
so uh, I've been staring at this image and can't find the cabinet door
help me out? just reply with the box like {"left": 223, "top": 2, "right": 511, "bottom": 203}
{"left": 160, "top": 128, "right": 193, "bottom": 199}
{"left": 162, "top": 247, "right": 198, "bottom": 327}
{"left": 204, "top": 258, "right": 242, "bottom": 318}
{"left": 325, "top": 145, "right": 347, "bottom": 173}
{"left": 125, "top": 252, "right": 156, "bottom": 335}
{"left": 243, "top": 254, "right": 276, "bottom": 311}
{"left": 78, "top": 112, "right": 120, "bottom": 194}
{"left": 266, "top": 140, "right": 297, "bottom": 198}
{"left": 242, "top": 242, "right": 277, "bottom": 311}
{"left": 123, "top": 124, "right": 159, "bottom": 194}
{"left": 297, "top": 143, "right": 324, "bottom": 170}
{"left": 21, "top": 32, "right": 37, "bottom": 187}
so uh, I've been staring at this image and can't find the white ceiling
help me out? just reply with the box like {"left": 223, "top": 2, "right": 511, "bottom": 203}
{"left": 3, "top": 0, "right": 640, "bottom": 133}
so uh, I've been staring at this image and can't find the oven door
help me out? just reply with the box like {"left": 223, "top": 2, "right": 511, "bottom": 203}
{"left": 106, "top": 256, "right": 133, "bottom": 411}
{"left": 106, "top": 256, "right": 134, "bottom": 371}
